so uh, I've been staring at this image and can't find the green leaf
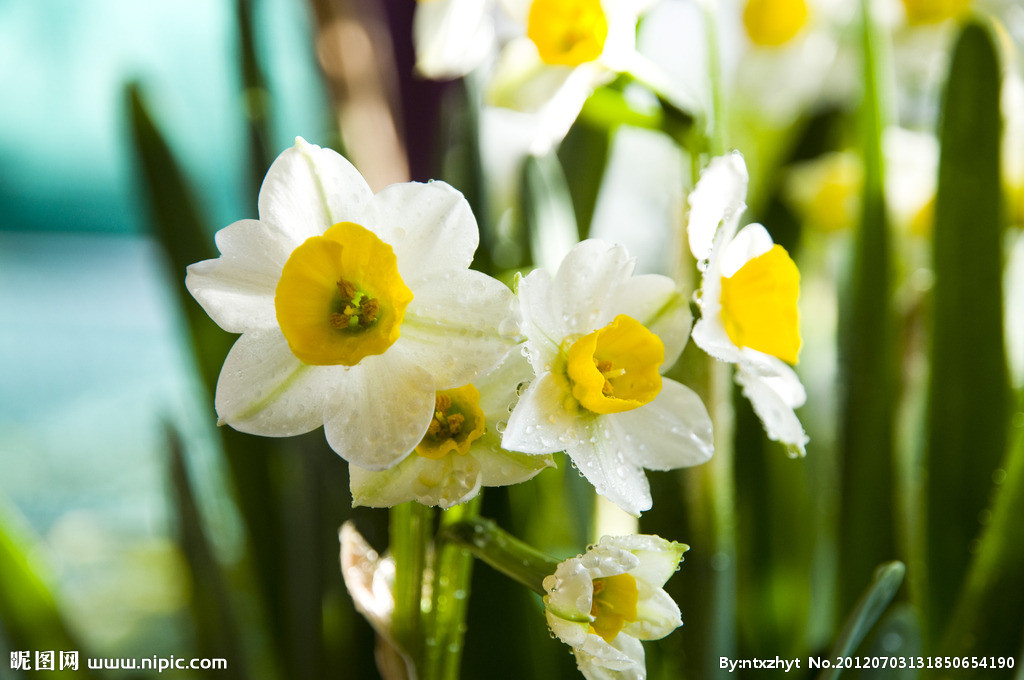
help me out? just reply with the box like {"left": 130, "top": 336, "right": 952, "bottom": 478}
{"left": 837, "top": 0, "right": 899, "bottom": 612}
{"left": 819, "top": 562, "right": 906, "bottom": 680}
{"left": 924, "top": 19, "right": 1008, "bottom": 641}
{"left": 126, "top": 83, "right": 290, "bottom": 675}
{"left": 164, "top": 425, "right": 248, "bottom": 680}
{"left": 0, "top": 498, "right": 97, "bottom": 679}
{"left": 940, "top": 407, "right": 1024, "bottom": 673}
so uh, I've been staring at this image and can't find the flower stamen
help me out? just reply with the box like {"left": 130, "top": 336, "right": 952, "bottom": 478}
{"left": 589, "top": 573, "right": 639, "bottom": 643}
{"left": 416, "top": 386, "right": 486, "bottom": 460}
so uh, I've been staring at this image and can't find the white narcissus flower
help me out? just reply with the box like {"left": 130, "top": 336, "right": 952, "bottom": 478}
{"left": 488, "top": 0, "right": 658, "bottom": 153}
{"left": 501, "top": 240, "right": 714, "bottom": 517}
{"left": 688, "top": 152, "right": 809, "bottom": 456}
{"left": 349, "top": 349, "right": 555, "bottom": 508}
{"left": 186, "top": 137, "right": 517, "bottom": 471}
{"left": 543, "top": 534, "right": 687, "bottom": 680}
{"left": 413, "top": 0, "right": 497, "bottom": 79}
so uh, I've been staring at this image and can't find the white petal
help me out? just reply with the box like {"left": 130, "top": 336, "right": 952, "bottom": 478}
{"left": 502, "top": 371, "right": 581, "bottom": 454}
{"left": 544, "top": 557, "right": 594, "bottom": 624}
{"left": 598, "top": 534, "right": 687, "bottom": 589}
{"left": 550, "top": 240, "right": 636, "bottom": 336}
{"left": 185, "top": 219, "right": 285, "bottom": 333}
{"left": 257, "top": 137, "right": 373, "bottom": 243}
{"left": 581, "top": 544, "right": 640, "bottom": 579}
{"left": 574, "top": 632, "right": 645, "bottom": 674}
{"left": 339, "top": 522, "right": 395, "bottom": 634}
{"left": 367, "top": 181, "right": 480, "bottom": 285}
{"left": 719, "top": 222, "right": 775, "bottom": 278}
{"left": 567, "top": 419, "right": 653, "bottom": 517}
{"left": 215, "top": 328, "right": 336, "bottom": 436}
{"left": 398, "top": 269, "right": 517, "bottom": 388}
{"left": 349, "top": 451, "right": 482, "bottom": 509}
{"left": 606, "top": 273, "right": 691, "bottom": 369}
{"left": 414, "top": 0, "right": 495, "bottom": 79}
{"left": 735, "top": 360, "right": 809, "bottom": 455}
{"left": 608, "top": 380, "right": 713, "bottom": 471}
{"left": 623, "top": 587, "right": 682, "bottom": 641}
{"left": 489, "top": 39, "right": 575, "bottom": 114}
{"left": 322, "top": 352, "right": 435, "bottom": 470}
{"left": 687, "top": 152, "right": 749, "bottom": 262}
{"left": 529, "top": 63, "right": 612, "bottom": 155}
{"left": 517, "top": 268, "right": 563, "bottom": 370}
{"left": 690, "top": 312, "right": 740, "bottom": 364}
{"left": 477, "top": 347, "right": 534, "bottom": 420}
{"left": 475, "top": 432, "right": 556, "bottom": 487}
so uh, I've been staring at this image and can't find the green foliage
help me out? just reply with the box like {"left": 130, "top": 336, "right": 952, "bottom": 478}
{"left": 924, "top": 19, "right": 1008, "bottom": 642}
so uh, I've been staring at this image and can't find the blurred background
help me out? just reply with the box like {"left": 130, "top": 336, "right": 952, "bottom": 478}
{"left": 2, "top": 0, "right": 1023, "bottom": 678}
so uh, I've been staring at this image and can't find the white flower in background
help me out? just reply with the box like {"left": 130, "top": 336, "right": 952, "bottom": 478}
{"left": 186, "top": 137, "right": 517, "bottom": 471}
{"left": 413, "top": 0, "right": 498, "bottom": 79}
{"left": 488, "top": 0, "right": 658, "bottom": 153}
{"left": 349, "top": 350, "right": 555, "bottom": 508}
{"left": 543, "top": 534, "right": 687, "bottom": 680}
{"left": 724, "top": 0, "right": 860, "bottom": 124}
{"left": 728, "top": 0, "right": 854, "bottom": 123}
{"left": 783, "top": 127, "right": 937, "bottom": 237}
{"left": 502, "top": 240, "right": 714, "bottom": 516}
{"left": 688, "top": 153, "right": 809, "bottom": 456}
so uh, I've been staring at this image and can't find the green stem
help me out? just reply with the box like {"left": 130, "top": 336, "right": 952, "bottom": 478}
{"left": 439, "top": 518, "right": 559, "bottom": 596}
{"left": 424, "top": 495, "right": 484, "bottom": 680}
{"left": 701, "top": 0, "right": 726, "bottom": 156}
{"left": 390, "top": 502, "right": 434, "bottom": 670}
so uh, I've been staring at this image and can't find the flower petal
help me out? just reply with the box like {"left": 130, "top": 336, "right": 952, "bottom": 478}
{"left": 607, "top": 379, "right": 713, "bottom": 471}
{"left": 566, "top": 419, "right": 653, "bottom": 517}
{"left": 215, "top": 328, "right": 336, "bottom": 436}
{"left": 414, "top": 0, "right": 496, "bottom": 79}
{"left": 687, "top": 152, "right": 748, "bottom": 262}
{"left": 349, "top": 451, "right": 482, "bottom": 509}
{"left": 257, "top": 137, "right": 373, "bottom": 244}
{"left": 322, "top": 352, "right": 435, "bottom": 470}
{"left": 517, "top": 268, "right": 562, "bottom": 369}
{"left": 735, "top": 358, "right": 809, "bottom": 455}
{"left": 550, "top": 240, "right": 636, "bottom": 337}
{"left": 623, "top": 587, "right": 682, "bottom": 641}
{"left": 186, "top": 219, "right": 288, "bottom": 333}
{"left": 606, "top": 273, "right": 692, "bottom": 369}
{"left": 477, "top": 347, "right": 534, "bottom": 421}
{"left": 367, "top": 180, "right": 480, "bottom": 286}
{"left": 545, "top": 557, "right": 594, "bottom": 624}
{"left": 398, "top": 269, "right": 517, "bottom": 388}
{"left": 502, "top": 371, "right": 581, "bottom": 454}
{"left": 719, "top": 222, "right": 775, "bottom": 278}
{"left": 475, "top": 432, "right": 556, "bottom": 487}
{"left": 574, "top": 631, "right": 645, "bottom": 674}
{"left": 599, "top": 534, "right": 687, "bottom": 589}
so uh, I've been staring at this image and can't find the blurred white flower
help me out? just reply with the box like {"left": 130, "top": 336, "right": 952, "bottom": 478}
{"left": 727, "top": 0, "right": 854, "bottom": 124}
{"left": 186, "top": 137, "right": 517, "bottom": 471}
{"left": 688, "top": 152, "right": 809, "bottom": 456}
{"left": 488, "top": 0, "right": 658, "bottom": 153}
{"left": 349, "top": 349, "right": 554, "bottom": 508}
{"left": 543, "top": 534, "right": 687, "bottom": 680}
{"left": 502, "top": 239, "right": 713, "bottom": 516}
{"left": 413, "top": 0, "right": 498, "bottom": 79}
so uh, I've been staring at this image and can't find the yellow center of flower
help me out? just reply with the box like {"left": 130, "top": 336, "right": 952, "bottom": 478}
{"left": 719, "top": 245, "right": 802, "bottom": 364}
{"left": 901, "top": 0, "right": 970, "bottom": 25}
{"left": 528, "top": 0, "right": 609, "bottom": 66}
{"left": 589, "top": 573, "right": 639, "bottom": 643}
{"left": 743, "top": 0, "right": 809, "bottom": 47}
{"left": 566, "top": 315, "right": 663, "bottom": 415}
{"left": 275, "top": 222, "right": 412, "bottom": 366}
{"left": 415, "top": 385, "right": 486, "bottom": 460}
